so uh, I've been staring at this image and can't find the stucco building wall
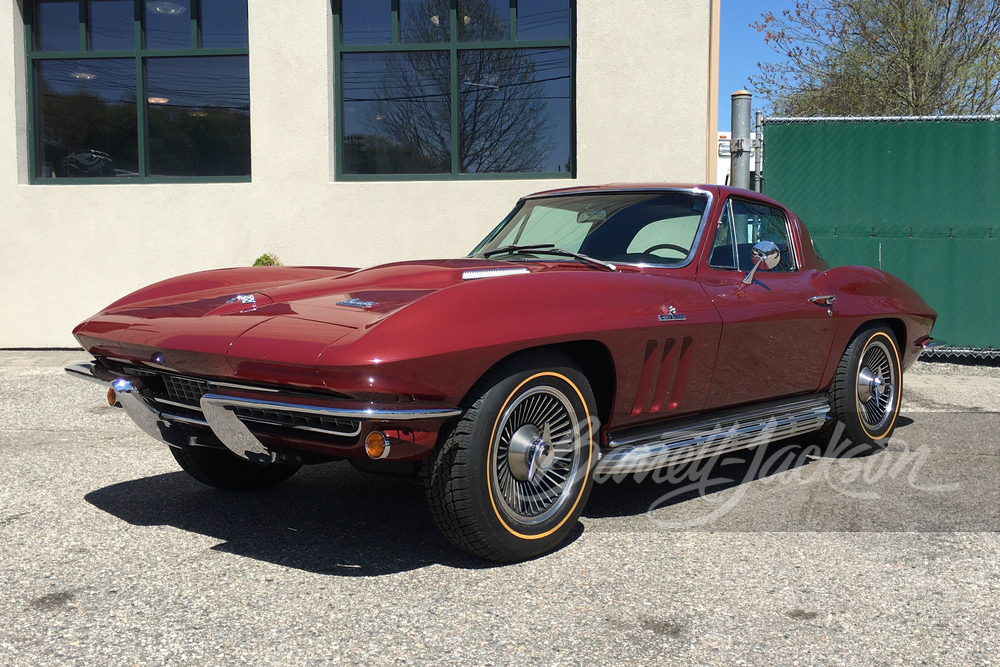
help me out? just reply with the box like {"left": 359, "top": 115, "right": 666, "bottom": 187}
{"left": 0, "top": 0, "right": 719, "bottom": 346}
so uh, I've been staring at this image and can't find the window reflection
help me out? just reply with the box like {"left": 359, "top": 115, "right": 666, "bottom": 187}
{"left": 35, "top": 58, "right": 138, "bottom": 178}
{"left": 144, "top": 0, "right": 191, "bottom": 50}
{"left": 36, "top": 0, "right": 80, "bottom": 52}
{"left": 400, "top": 0, "right": 450, "bottom": 43}
{"left": 340, "top": 0, "right": 392, "bottom": 45}
{"left": 200, "top": 0, "right": 249, "bottom": 48}
{"left": 458, "top": 48, "right": 570, "bottom": 173}
{"left": 89, "top": 0, "right": 135, "bottom": 51}
{"left": 342, "top": 52, "right": 451, "bottom": 174}
{"left": 458, "top": 0, "right": 510, "bottom": 42}
{"left": 517, "top": 0, "right": 570, "bottom": 40}
{"left": 145, "top": 56, "right": 250, "bottom": 176}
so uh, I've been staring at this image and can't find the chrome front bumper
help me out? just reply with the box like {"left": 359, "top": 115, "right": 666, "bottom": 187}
{"left": 66, "top": 361, "right": 461, "bottom": 464}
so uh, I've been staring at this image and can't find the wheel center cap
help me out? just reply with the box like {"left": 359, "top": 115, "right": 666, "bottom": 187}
{"left": 508, "top": 423, "right": 556, "bottom": 482}
{"left": 528, "top": 440, "right": 556, "bottom": 479}
{"left": 857, "top": 367, "right": 886, "bottom": 403}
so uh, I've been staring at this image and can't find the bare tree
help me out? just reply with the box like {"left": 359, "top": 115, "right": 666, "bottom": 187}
{"left": 363, "top": 0, "right": 554, "bottom": 172}
{"left": 752, "top": 0, "right": 1000, "bottom": 116}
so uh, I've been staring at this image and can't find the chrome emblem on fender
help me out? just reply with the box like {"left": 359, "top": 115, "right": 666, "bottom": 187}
{"left": 337, "top": 298, "right": 379, "bottom": 310}
{"left": 658, "top": 305, "right": 686, "bottom": 322}
{"left": 226, "top": 294, "right": 256, "bottom": 306}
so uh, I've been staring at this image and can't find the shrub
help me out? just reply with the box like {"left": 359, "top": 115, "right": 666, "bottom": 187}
{"left": 252, "top": 253, "right": 281, "bottom": 267}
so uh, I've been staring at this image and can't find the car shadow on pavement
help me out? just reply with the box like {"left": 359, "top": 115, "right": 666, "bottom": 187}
{"left": 85, "top": 461, "right": 582, "bottom": 576}
{"left": 584, "top": 436, "right": 823, "bottom": 520}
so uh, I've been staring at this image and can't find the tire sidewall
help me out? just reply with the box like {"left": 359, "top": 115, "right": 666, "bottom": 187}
{"left": 463, "top": 362, "right": 597, "bottom": 560}
{"left": 842, "top": 327, "right": 902, "bottom": 448}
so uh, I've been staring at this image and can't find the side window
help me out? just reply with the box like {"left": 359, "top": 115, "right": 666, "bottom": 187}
{"left": 708, "top": 200, "right": 738, "bottom": 269}
{"left": 729, "top": 200, "right": 798, "bottom": 272}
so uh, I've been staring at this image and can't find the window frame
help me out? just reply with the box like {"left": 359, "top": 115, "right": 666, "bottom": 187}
{"left": 332, "top": 0, "right": 576, "bottom": 182}
{"left": 24, "top": 0, "right": 251, "bottom": 184}
{"left": 707, "top": 197, "right": 800, "bottom": 273}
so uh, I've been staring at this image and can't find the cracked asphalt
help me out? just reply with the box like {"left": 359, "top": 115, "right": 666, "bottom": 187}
{"left": 0, "top": 351, "right": 997, "bottom": 666}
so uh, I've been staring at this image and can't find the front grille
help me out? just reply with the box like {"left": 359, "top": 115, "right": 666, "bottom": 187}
{"left": 233, "top": 406, "right": 362, "bottom": 437}
{"left": 124, "top": 367, "right": 210, "bottom": 408}
{"left": 163, "top": 375, "right": 211, "bottom": 407}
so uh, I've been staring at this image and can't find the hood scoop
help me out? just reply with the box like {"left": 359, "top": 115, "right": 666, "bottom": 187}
{"left": 462, "top": 267, "right": 530, "bottom": 281}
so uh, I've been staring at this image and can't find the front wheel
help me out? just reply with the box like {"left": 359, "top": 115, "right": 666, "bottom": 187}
{"left": 819, "top": 324, "right": 903, "bottom": 454}
{"left": 422, "top": 353, "right": 598, "bottom": 562}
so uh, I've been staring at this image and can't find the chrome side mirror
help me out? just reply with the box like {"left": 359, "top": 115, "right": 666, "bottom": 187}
{"left": 741, "top": 241, "right": 781, "bottom": 285}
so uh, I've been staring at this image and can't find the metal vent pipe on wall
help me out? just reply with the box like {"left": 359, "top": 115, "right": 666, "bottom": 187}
{"left": 730, "top": 90, "right": 752, "bottom": 190}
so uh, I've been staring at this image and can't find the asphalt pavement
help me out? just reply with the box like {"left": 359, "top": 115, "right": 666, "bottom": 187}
{"left": 0, "top": 351, "right": 997, "bottom": 666}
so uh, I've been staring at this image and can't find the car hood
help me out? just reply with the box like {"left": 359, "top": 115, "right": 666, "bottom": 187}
{"left": 75, "top": 259, "right": 567, "bottom": 381}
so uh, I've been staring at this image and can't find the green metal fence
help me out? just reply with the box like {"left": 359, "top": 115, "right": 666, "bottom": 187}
{"left": 761, "top": 117, "right": 1000, "bottom": 349}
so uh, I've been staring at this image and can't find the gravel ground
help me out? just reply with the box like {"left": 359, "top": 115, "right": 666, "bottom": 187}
{"left": 1, "top": 351, "right": 998, "bottom": 666}
{"left": 910, "top": 358, "right": 1000, "bottom": 378}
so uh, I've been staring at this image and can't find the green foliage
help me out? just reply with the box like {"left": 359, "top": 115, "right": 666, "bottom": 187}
{"left": 252, "top": 253, "right": 281, "bottom": 267}
{"left": 752, "top": 0, "right": 1000, "bottom": 116}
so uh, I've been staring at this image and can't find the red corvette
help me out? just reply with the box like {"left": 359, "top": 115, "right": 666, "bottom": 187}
{"left": 68, "top": 185, "right": 938, "bottom": 561}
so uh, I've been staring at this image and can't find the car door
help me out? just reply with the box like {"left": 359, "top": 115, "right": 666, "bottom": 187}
{"left": 699, "top": 196, "right": 837, "bottom": 411}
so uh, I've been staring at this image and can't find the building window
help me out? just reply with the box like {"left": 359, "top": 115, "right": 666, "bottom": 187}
{"left": 26, "top": 0, "right": 250, "bottom": 182}
{"left": 334, "top": 0, "right": 574, "bottom": 180}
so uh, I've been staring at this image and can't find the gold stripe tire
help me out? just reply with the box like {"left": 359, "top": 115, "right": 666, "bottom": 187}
{"left": 816, "top": 324, "right": 903, "bottom": 455}
{"left": 421, "top": 351, "right": 598, "bottom": 562}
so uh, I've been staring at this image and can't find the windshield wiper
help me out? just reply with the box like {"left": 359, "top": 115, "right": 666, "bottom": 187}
{"left": 528, "top": 248, "right": 618, "bottom": 272}
{"left": 483, "top": 244, "right": 616, "bottom": 272}
{"left": 482, "top": 243, "right": 555, "bottom": 258}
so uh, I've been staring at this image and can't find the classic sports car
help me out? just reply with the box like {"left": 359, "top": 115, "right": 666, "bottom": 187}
{"left": 67, "top": 184, "right": 939, "bottom": 561}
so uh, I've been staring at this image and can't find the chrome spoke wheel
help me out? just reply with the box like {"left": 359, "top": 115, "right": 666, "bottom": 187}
{"left": 856, "top": 339, "right": 897, "bottom": 432}
{"left": 491, "top": 386, "right": 585, "bottom": 525}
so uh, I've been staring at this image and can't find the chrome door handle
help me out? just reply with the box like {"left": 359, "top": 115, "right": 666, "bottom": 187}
{"left": 808, "top": 295, "right": 837, "bottom": 306}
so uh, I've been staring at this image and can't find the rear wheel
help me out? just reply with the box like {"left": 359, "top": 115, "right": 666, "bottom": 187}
{"left": 422, "top": 353, "right": 597, "bottom": 562}
{"left": 818, "top": 324, "right": 902, "bottom": 454}
{"left": 170, "top": 446, "right": 301, "bottom": 491}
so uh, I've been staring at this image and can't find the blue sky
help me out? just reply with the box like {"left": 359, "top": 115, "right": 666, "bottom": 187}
{"left": 719, "top": 0, "right": 796, "bottom": 130}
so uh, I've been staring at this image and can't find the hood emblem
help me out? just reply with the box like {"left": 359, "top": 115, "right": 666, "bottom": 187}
{"left": 226, "top": 294, "right": 257, "bottom": 307}
{"left": 658, "top": 305, "right": 686, "bottom": 322}
{"left": 338, "top": 298, "right": 379, "bottom": 310}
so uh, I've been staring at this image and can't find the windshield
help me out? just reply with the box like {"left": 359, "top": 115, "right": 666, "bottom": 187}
{"left": 471, "top": 191, "right": 710, "bottom": 266}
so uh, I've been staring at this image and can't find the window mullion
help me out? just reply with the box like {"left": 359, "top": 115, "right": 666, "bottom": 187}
{"left": 132, "top": 0, "right": 145, "bottom": 179}
{"left": 391, "top": 0, "right": 400, "bottom": 44}
{"left": 190, "top": 0, "right": 200, "bottom": 48}
{"left": 333, "top": 6, "right": 344, "bottom": 181}
{"left": 133, "top": 0, "right": 141, "bottom": 50}
{"left": 79, "top": 0, "right": 88, "bottom": 50}
{"left": 26, "top": 17, "right": 37, "bottom": 179}
{"left": 450, "top": 1, "right": 459, "bottom": 176}
{"left": 509, "top": 0, "right": 516, "bottom": 41}
{"left": 136, "top": 55, "right": 147, "bottom": 180}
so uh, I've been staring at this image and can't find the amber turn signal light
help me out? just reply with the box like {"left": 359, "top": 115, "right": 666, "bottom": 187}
{"left": 107, "top": 388, "right": 118, "bottom": 406}
{"left": 365, "top": 431, "right": 390, "bottom": 460}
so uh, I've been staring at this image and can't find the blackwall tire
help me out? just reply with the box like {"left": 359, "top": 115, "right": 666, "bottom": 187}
{"left": 170, "top": 446, "right": 301, "bottom": 491}
{"left": 817, "top": 324, "right": 903, "bottom": 456}
{"left": 422, "top": 353, "right": 598, "bottom": 562}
